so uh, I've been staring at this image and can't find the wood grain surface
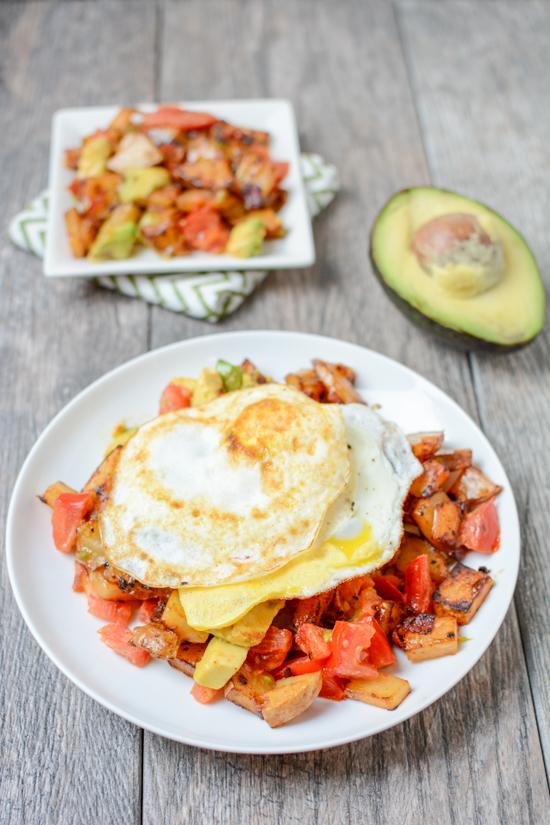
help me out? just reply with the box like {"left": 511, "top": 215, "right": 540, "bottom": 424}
{"left": 0, "top": 1, "right": 548, "bottom": 824}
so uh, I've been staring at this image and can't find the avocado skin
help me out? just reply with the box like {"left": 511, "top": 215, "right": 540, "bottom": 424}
{"left": 369, "top": 187, "right": 544, "bottom": 353}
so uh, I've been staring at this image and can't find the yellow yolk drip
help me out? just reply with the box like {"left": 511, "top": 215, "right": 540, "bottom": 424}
{"left": 179, "top": 522, "right": 382, "bottom": 630}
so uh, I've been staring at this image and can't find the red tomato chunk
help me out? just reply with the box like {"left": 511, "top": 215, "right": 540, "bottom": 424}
{"left": 295, "top": 623, "right": 331, "bottom": 660}
{"left": 460, "top": 499, "right": 500, "bottom": 553}
{"left": 191, "top": 683, "right": 223, "bottom": 704}
{"left": 247, "top": 627, "right": 293, "bottom": 672}
{"left": 52, "top": 491, "right": 96, "bottom": 553}
{"left": 98, "top": 624, "right": 151, "bottom": 667}
{"left": 325, "top": 621, "right": 377, "bottom": 680}
{"left": 404, "top": 554, "right": 433, "bottom": 614}
{"left": 88, "top": 593, "right": 134, "bottom": 626}
{"left": 159, "top": 382, "right": 192, "bottom": 414}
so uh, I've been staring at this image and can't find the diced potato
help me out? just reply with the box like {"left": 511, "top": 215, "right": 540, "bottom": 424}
{"left": 412, "top": 492, "right": 462, "bottom": 551}
{"left": 192, "top": 368, "right": 224, "bottom": 406}
{"left": 161, "top": 592, "right": 209, "bottom": 643}
{"left": 168, "top": 642, "right": 209, "bottom": 677}
{"left": 312, "top": 359, "right": 363, "bottom": 404}
{"left": 224, "top": 666, "right": 275, "bottom": 717}
{"left": 407, "top": 431, "right": 444, "bottom": 461}
{"left": 83, "top": 446, "right": 122, "bottom": 497}
{"left": 261, "top": 671, "right": 322, "bottom": 729}
{"left": 394, "top": 535, "right": 450, "bottom": 584}
{"left": 75, "top": 518, "right": 106, "bottom": 567}
{"left": 393, "top": 614, "right": 458, "bottom": 662}
{"left": 40, "top": 481, "right": 76, "bottom": 508}
{"left": 87, "top": 568, "right": 138, "bottom": 602}
{"left": 345, "top": 673, "right": 411, "bottom": 710}
{"left": 433, "top": 562, "right": 493, "bottom": 625}
{"left": 434, "top": 450, "right": 472, "bottom": 471}
{"left": 375, "top": 600, "right": 404, "bottom": 636}
{"left": 449, "top": 465, "right": 502, "bottom": 505}
{"left": 131, "top": 623, "right": 180, "bottom": 659}
{"left": 410, "top": 460, "right": 451, "bottom": 498}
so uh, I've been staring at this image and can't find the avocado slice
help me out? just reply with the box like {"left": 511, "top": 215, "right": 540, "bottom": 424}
{"left": 226, "top": 217, "right": 266, "bottom": 258}
{"left": 193, "top": 637, "right": 248, "bottom": 690}
{"left": 88, "top": 204, "right": 140, "bottom": 260}
{"left": 77, "top": 134, "right": 111, "bottom": 179}
{"left": 370, "top": 187, "right": 545, "bottom": 350}
{"left": 212, "top": 600, "right": 283, "bottom": 647}
{"left": 119, "top": 167, "right": 171, "bottom": 203}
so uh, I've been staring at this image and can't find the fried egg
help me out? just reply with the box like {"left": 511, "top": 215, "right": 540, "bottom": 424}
{"left": 179, "top": 404, "right": 422, "bottom": 629}
{"left": 100, "top": 384, "right": 350, "bottom": 587}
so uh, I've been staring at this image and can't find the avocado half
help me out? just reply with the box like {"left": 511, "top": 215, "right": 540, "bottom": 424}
{"left": 370, "top": 187, "right": 545, "bottom": 351}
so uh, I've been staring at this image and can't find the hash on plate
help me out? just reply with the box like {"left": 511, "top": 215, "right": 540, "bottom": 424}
{"left": 42, "top": 358, "right": 501, "bottom": 728}
{"left": 63, "top": 105, "right": 289, "bottom": 261}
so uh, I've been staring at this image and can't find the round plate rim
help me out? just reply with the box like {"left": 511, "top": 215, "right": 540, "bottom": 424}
{"left": 6, "top": 329, "right": 520, "bottom": 754}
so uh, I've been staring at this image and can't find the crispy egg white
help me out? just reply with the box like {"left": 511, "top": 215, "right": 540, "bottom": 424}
{"left": 179, "top": 404, "right": 422, "bottom": 630}
{"left": 100, "top": 384, "right": 350, "bottom": 587}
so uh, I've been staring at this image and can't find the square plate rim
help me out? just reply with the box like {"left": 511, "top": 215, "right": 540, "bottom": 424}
{"left": 44, "top": 99, "right": 315, "bottom": 277}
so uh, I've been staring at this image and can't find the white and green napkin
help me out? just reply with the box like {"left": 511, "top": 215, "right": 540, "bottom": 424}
{"left": 9, "top": 153, "right": 338, "bottom": 322}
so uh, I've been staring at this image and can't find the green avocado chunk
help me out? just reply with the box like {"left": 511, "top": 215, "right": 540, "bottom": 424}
{"left": 370, "top": 187, "right": 545, "bottom": 350}
{"left": 88, "top": 204, "right": 140, "bottom": 260}
{"left": 193, "top": 637, "right": 248, "bottom": 689}
{"left": 77, "top": 134, "right": 111, "bottom": 179}
{"left": 226, "top": 217, "right": 266, "bottom": 258}
{"left": 119, "top": 167, "right": 171, "bottom": 203}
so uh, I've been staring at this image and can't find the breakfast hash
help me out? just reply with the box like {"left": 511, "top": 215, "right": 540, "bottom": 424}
{"left": 63, "top": 105, "right": 289, "bottom": 261}
{"left": 42, "top": 359, "right": 501, "bottom": 728}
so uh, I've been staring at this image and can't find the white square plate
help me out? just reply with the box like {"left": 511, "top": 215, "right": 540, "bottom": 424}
{"left": 45, "top": 100, "right": 315, "bottom": 277}
{"left": 6, "top": 331, "right": 519, "bottom": 754}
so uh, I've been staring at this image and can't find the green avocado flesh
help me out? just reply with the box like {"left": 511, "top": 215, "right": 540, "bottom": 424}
{"left": 370, "top": 187, "right": 545, "bottom": 349}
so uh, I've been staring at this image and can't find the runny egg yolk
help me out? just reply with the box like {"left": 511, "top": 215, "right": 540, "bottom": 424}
{"left": 179, "top": 521, "right": 382, "bottom": 631}
{"left": 327, "top": 522, "right": 374, "bottom": 562}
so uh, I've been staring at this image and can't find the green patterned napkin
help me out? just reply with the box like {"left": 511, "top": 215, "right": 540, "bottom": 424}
{"left": 9, "top": 153, "right": 338, "bottom": 322}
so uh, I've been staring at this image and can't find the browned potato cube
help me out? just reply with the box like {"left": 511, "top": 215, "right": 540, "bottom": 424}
{"left": 169, "top": 642, "right": 209, "bottom": 677}
{"left": 412, "top": 492, "right": 462, "bottom": 551}
{"left": 433, "top": 449, "right": 472, "bottom": 471}
{"left": 40, "top": 481, "right": 76, "bottom": 508}
{"left": 407, "top": 431, "right": 444, "bottom": 461}
{"left": 345, "top": 673, "right": 411, "bottom": 710}
{"left": 394, "top": 535, "right": 450, "bottom": 584}
{"left": 83, "top": 445, "right": 122, "bottom": 498}
{"left": 393, "top": 614, "right": 458, "bottom": 662}
{"left": 162, "top": 592, "right": 209, "bottom": 643}
{"left": 375, "top": 600, "right": 404, "bottom": 636}
{"left": 433, "top": 562, "right": 493, "bottom": 625}
{"left": 261, "top": 671, "right": 322, "bottom": 728}
{"left": 224, "top": 666, "right": 275, "bottom": 717}
{"left": 131, "top": 623, "right": 180, "bottom": 660}
{"left": 449, "top": 465, "right": 502, "bottom": 505}
{"left": 410, "top": 460, "right": 451, "bottom": 498}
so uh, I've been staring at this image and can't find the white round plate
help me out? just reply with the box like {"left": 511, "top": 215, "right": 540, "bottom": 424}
{"left": 6, "top": 331, "right": 520, "bottom": 754}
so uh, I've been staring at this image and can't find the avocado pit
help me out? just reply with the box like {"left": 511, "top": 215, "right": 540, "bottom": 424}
{"left": 412, "top": 212, "right": 505, "bottom": 298}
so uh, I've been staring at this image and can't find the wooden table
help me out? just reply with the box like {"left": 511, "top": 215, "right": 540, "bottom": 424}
{"left": 1, "top": 2, "right": 549, "bottom": 823}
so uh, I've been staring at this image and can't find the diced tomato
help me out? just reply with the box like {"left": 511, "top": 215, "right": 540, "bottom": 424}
{"left": 141, "top": 106, "right": 217, "bottom": 132}
{"left": 324, "top": 621, "right": 377, "bottom": 680}
{"left": 333, "top": 575, "right": 374, "bottom": 616}
{"left": 137, "top": 599, "right": 159, "bottom": 623}
{"left": 191, "top": 682, "right": 223, "bottom": 704}
{"left": 359, "top": 616, "right": 396, "bottom": 669}
{"left": 460, "top": 498, "right": 500, "bottom": 553}
{"left": 52, "top": 491, "right": 96, "bottom": 553}
{"left": 319, "top": 669, "right": 346, "bottom": 701}
{"left": 295, "top": 623, "right": 331, "bottom": 660}
{"left": 292, "top": 591, "right": 332, "bottom": 628}
{"left": 159, "top": 382, "right": 192, "bottom": 414}
{"left": 98, "top": 624, "right": 151, "bottom": 667}
{"left": 288, "top": 656, "right": 324, "bottom": 676}
{"left": 355, "top": 588, "right": 382, "bottom": 619}
{"left": 372, "top": 574, "right": 405, "bottom": 604}
{"left": 404, "top": 554, "right": 433, "bottom": 614}
{"left": 88, "top": 593, "right": 134, "bottom": 626}
{"left": 72, "top": 561, "right": 89, "bottom": 593}
{"left": 180, "top": 207, "right": 229, "bottom": 253}
{"left": 246, "top": 626, "right": 293, "bottom": 672}
{"left": 272, "top": 161, "right": 289, "bottom": 185}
